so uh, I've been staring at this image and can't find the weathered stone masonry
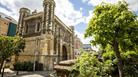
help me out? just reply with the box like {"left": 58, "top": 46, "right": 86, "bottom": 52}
{"left": 17, "top": 0, "right": 74, "bottom": 70}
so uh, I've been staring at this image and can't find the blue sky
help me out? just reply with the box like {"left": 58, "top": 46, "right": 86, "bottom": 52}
{"left": 0, "top": 0, "right": 138, "bottom": 45}
{"left": 70, "top": 0, "right": 93, "bottom": 33}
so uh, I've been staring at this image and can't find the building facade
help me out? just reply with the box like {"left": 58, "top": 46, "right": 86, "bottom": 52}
{"left": 82, "top": 44, "right": 93, "bottom": 52}
{"left": 17, "top": 0, "right": 74, "bottom": 70}
{"left": 0, "top": 12, "right": 17, "bottom": 36}
{"left": 74, "top": 35, "right": 83, "bottom": 58}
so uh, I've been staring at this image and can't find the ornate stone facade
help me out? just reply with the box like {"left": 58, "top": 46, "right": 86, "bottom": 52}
{"left": 17, "top": 0, "right": 74, "bottom": 70}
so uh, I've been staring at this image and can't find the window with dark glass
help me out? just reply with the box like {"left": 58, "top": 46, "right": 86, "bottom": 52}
{"left": 26, "top": 24, "right": 28, "bottom": 33}
{"left": 37, "top": 22, "right": 40, "bottom": 32}
{"left": 30, "top": 24, "right": 34, "bottom": 33}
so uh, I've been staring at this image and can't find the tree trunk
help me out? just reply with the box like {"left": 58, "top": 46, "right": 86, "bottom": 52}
{"left": 113, "top": 39, "right": 124, "bottom": 77}
{"left": 1, "top": 66, "right": 5, "bottom": 77}
{"left": 0, "top": 59, "right": 4, "bottom": 74}
{"left": 15, "top": 55, "right": 19, "bottom": 75}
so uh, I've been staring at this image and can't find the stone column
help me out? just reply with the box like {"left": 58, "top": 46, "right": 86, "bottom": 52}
{"left": 17, "top": 8, "right": 30, "bottom": 36}
{"left": 70, "top": 44, "right": 73, "bottom": 59}
{"left": 47, "top": 31, "right": 54, "bottom": 71}
{"left": 60, "top": 39, "right": 63, "bottom": 61}
{"left": 41, "top": 0, "right": 56, "bottom": 71}
{"left": 43, "top": 0, "right": 55, "bottom": 34}
{"left": 22, "top": 20, "right": 26, "bottom": 35}
{"left": 67, "top": 45, "right": 70, "bottom": 60}
{"left": 56, "top": 38, "right": 60, "bottom": 64}
{"left": 39, "top": 38, "right": 47, "bottom": 67}
{"left": 41, "top": 31, "right": 54, "bottom": 71}
{"left": 55, "top": 38, "right": 59, "bottom": 64}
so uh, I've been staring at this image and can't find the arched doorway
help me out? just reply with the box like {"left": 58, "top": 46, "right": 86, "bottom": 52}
{"left": 62, "top": 45, "right": 67, "bottom": 60}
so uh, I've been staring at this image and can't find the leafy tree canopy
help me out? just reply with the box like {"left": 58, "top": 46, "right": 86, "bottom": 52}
{"left": 85, "top": 1, "right": 138, "bottom": 77}
{"left": 85, "top": 1, "right": 138, "bottom": 51}
{"left": 0, "top": 36, "right": 25, "bottom": 74}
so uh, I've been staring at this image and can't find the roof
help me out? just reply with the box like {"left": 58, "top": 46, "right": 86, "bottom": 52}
{"left": 82, "top": 44, "right": 92, "bottom": 49}
{"left": 59, "top": 59, "right": 76, "bottom": 66}
{"left": 54, "top": 60, "right": 76, "bottom": 71}
{"left": 54, "top": 65, "right": 73, "bottom": 71}
{"left": 0, "top": 12, "right": 17, "bottom": 24}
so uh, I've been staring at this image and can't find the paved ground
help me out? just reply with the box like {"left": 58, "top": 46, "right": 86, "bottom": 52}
{"left": 0, "top": 69, "right": 52, "bottom": 77}
{"left": 19, "top": 74, "right": 44, "bottom": 77}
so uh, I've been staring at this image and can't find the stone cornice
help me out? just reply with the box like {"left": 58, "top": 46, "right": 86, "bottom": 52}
{"left": 54, "top": 15, "right": 73, "bottom": 34}
{"left": 24, "top": 12, "right": 43, "bottom": 20}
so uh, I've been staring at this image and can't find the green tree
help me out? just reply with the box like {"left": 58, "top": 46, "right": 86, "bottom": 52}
{"left": 102, "top": 45, "right": 138, "bottom": 76}
{"left": 85, "top": 1, "right": 138, "bottom": 77}
{"left": 0, "top": 36, "right": 25, "bottom": 75}
{"left": 74, "top": 52, "right": 105, "bottom": 77}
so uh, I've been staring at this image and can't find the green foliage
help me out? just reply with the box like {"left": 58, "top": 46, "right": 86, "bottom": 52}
{"left": 73, "top": 50, "right": 138, "bottom": 77}
{"left": 0, "top": 36, "right": 25, "bottom": 73}
{"left": 73, "top": 52, "right": 118, "bottom": 77}
{"left": 0, "top": 36, "right": 25, "bottom": 59}
{"left": 103, "top": 50, "right": 138, "bottom": 76}
{"left": 85, "top": 1, "right": 138, "bottom": 50}
{"left": 102, "top": 59, "right": 118, "bottom": 76}
{"left": 13, "top": 37, "right": 25, "bottom": 55}
{"left": 74, "top": 52, "right": 109, "bottom": 77}
{"left": 102, "top": 45, "right": 115, "bottom": 60}
{"left": 103, "top": 51, "right": 115, "bottom": 60}
{"left": 13, "top": 61, "right": 33, "bottom": 71}
{"left": 0, "top": 36, "right": 15, "bottom": 59}
{"left": 85, "top": 1, "right": 138, "bottom": 77}
{"left": 122, "top": 51, "right": 138, "bottom": 76}
{"left": 123, "top": 51, "right": 137, "bottom": 58}
{"left": 103, "top": 45, "right": 138, "bottom": 76}
{"left": 13, "top": 61, "right": 44, "bottom": 71}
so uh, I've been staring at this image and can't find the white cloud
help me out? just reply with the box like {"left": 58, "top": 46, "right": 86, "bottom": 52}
{"left": 0, "top": 0, "right": 43, "bottom": 21}
{"left": 82, "top": 0, "right": 119, "bottom": 24}
{"left": 83, "top": 0, "right": 138, "bottom": 28}
{"left": 1, "top": 0, "right": 136, "bottom": 45}
{"left": 0, "top": 0, "right": 85, "bottom": 26}
{"left": 82, "top": 0, "right": 118, "bottom": 6}
{"left": 85, "top": 10, "right": 94, "bottom": 24}
{"left": 126, "top": 0, "right": 138, "bottom": 12}
{"left": 55, "top": 0, "right": 85, "bottom": 26}
{"left": 82, "top": 0, "right": 138, "bottom": 13}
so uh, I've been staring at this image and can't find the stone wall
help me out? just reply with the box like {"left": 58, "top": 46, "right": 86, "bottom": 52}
{"left": 19, "top": 36, "right": 42, "bottom": 62}
{"left": 0, "top": 19, "right": 9, "bottom": 35}
{"left": 16, "top": 0, "right": 74, "bottom": 71}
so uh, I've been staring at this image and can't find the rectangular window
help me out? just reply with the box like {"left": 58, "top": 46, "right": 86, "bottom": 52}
{"left": 37, "top": 22, "right": 40, "bottom": 32}
{"left": 26, "top": 24, "right": 28, "bottom": 33}
{"left": 7, "top": 23, "right": 16, "bottom": 36}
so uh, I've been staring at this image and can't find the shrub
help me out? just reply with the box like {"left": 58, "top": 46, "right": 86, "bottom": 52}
{"left": 13, "top": 61, "right": 44, "bottom": 71}
{"left": 14, "top": 61, "right": 33, "bottom": 71}
{"left": 73, "top": 52, "right": 109, "bottom": 77}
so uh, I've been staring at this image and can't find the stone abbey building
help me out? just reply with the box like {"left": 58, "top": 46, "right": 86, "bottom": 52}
{"left": 17, "top": 0, "right": 74, "bottom": 70}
